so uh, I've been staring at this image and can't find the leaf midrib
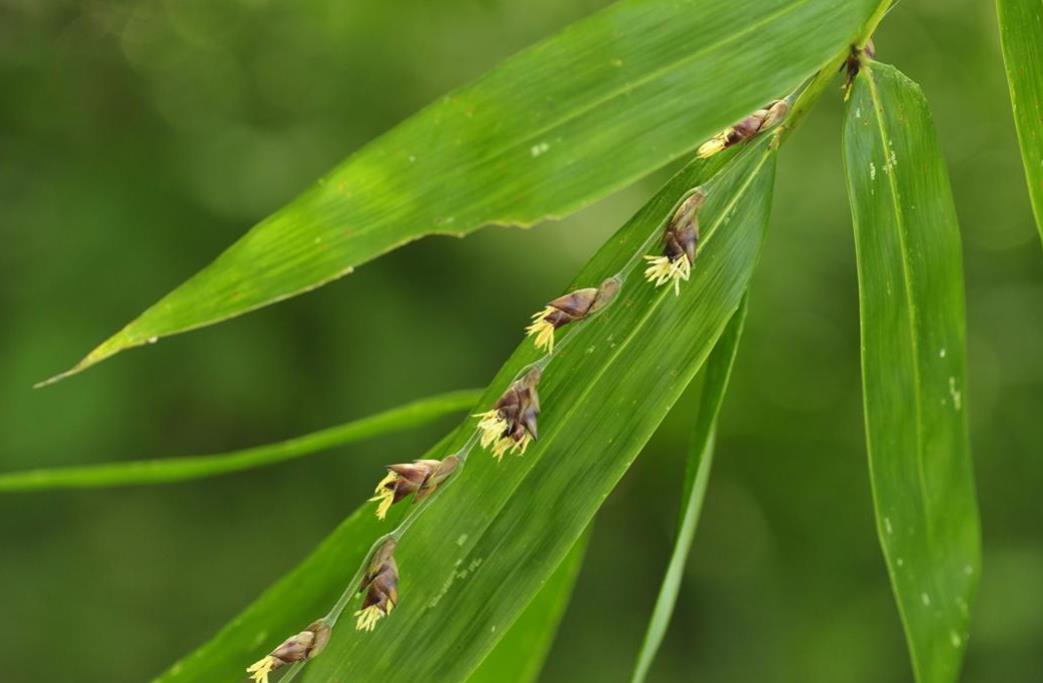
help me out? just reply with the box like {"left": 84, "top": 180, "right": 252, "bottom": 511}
{"left": 862, "top": 61, "right": 944, "bottom": 650}
{"left": 863, "top": 63, "right": 931, "bottom": 535}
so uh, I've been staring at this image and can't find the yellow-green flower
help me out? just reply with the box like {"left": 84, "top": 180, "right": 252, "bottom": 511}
{"left": 355, "top": 539, "right": 399, "bottom": 632}
{"left": 245, "top": 621, "right": 330, "bottom": 682}
{"left": 474, "top": 367, "right": 541, "bottom": 460}
{"left": 643, "top": 190, "right": 704, "bottom": 295}
{"left": 368, "top": 457, "right": 459, "bottom": 519}
{"left": 697, "top": 100, "right": 789, "bottom": 158}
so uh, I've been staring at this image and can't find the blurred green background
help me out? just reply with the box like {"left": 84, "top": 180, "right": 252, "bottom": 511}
{"left": 1, "top": 0, "right": 1040, "bottom": 681}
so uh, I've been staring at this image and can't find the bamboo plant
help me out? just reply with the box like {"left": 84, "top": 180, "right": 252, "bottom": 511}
{"left": 10, "top": 0, "right": 1043, "bottom": 681}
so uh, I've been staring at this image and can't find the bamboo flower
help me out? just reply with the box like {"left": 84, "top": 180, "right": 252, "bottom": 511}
{"left": 369, "top": 455, "right": 460, "bottom": 519}
{"left": 246, "top": 620, "right": 331, "bottom": 683}
{"left": 697, "top": 99, "right": 790, "bottom": 158}
{"left": 475, "top": 367, "right": 541, "bottom": 460}
{"left": 525, "top": 278, "right": 621, "bottom": 352}
{"left": 355, "top": 539, "right": 399, "bottom": 632}
{"left": 643, "top": 189, "right": 705, "bottom": 295}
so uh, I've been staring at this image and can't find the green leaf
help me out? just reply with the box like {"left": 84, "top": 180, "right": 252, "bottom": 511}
{"left": 300, "top": 137, "right": 777, "bottom": 681}
{"left": 0, "top": 389, "right": 479, "bottom": 492}
{"left": 42, "top": 0, "right": 883, "bottom": 385}
{"left": 843, "top": 60, "right": 981, "bottom": 683}
{"left": 152, "top": 138, "right": 777, "bottom": 683}
{"left": 630, "top": 298, "right": 747, "bottom": 683}
{"left": 466, "top": 533, "right": 588, "bottom": 683}
{"left": 996, "top": 0, "right": 1043, "bottom": 246}
{"left": 153, "top": 481, "right": 584, "bottom": 683}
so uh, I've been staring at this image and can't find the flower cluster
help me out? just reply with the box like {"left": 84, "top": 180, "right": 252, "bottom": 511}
{"left": 697, "top": 99, "right": 790, "bottom": 158}
{"left": 525, "top": 277, "right": 621, "bottom": 352}
{"left": 475, "top": 366, "right": 542, "bottom": 460}
{"left": 643, "top": 189, "right": 705, "bottom": 295}
{"left": 355, "top": 539, "right": 400, "bottom": 632}
{"left": 247, "top": 620, "right": 331, "bottom": 683}
{"left": 370, "top": 455, "right": 460, "bottom": 520}
{"left": 241, "top": 162, "right": 710, "bottom": 677}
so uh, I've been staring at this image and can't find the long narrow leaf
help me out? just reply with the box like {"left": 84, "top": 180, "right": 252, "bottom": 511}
{"left": 153, "top": 134, "right": 778, "bottom": 682}
{"left": 466, "top": 534, "right": 588, "bottom": 683}
{"left": 630, "top": 298, "right": 747, "bottom": 683}
{"left": 843, "top": 60, "right": 981, "bottom": 683}
{"left": 0, "top": 389, "right": 479, "bottom": 492}
{"left": 42, "top": 0, "right": 882, "bottom": 385}
{"left": 996, "top": 0, "right": 1043, "bottom": 245}
{"left": 301, "top": 141, "right": 777, "bottom": 681}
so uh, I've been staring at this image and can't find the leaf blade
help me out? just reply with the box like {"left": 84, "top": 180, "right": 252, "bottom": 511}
{"left": 465, "top": 533, "right": 588, "bottom": 683}
{"left": 996, "top": 0, "right": 1043, "bottom": 246}
{"left": 0, "top": 389, "right": 479, "bottom": 492}
{"left": 45, "top": 0, "right": 882, "bottom": 384}
{"left": 630, "top": 298, "right": 747, "bottom": 683}
{"left": 301, "top": 140, "right": 777, "bottom": 681}
{"left": 843, "top": 61, "right": 981, "bottom": 683}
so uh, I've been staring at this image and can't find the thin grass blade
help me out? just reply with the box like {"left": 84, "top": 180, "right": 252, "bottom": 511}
{"left": 0, "top": 390, "right": 479, "bottom": 492}
{"left": 843, "top": 60, "right": 981, "bottom": 683}
{"left": 630, "top": 298, "right": 747, "bottom": 683}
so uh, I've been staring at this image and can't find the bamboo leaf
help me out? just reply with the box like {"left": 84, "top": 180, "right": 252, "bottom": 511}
{"left": 151, "top": 130, "right": 778, "bottom": 682}
{"left": 996, "top": 0, "right": 1043, "bottom": 246}
{"left": 466, "top": 534, "right": 588, "bottom": 683}
{"left": 299, "top": 139, "right": 777, "bottom": 681}
{"left": 630, "top": 298, "right": 747, "bottom": 683}
{"left": 0, "top": 389, "right": 479, "bottom": 492}
{"left": 843, "top": 61, "right": 981, "bottom": 683}
{"left": 153, "top": 485, "right": 585, "bottom": 683}
{"left": 42, "top": 0, "right": 883, "bottom": 385}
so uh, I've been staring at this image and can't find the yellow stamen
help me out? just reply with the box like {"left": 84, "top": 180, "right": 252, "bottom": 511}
{"left": 525, "top": 307, "right": 557, "bottom": 352}
{"left": 354, "top": 602, "right": 393, "bottom": 632}
{"left": 491, "top": 437, "right": 512, "bottom": 461}
{"left": 643, "top": 254, "right": 692, "bottom": 296}
{"left": 512, "top": 433, "right": 533, "bottom": 456}
{"left": 475, "top": 410, "right": 509, "bottom": 449}
{"left": 697, "top": 132, "right": 730, "bottom": 159}
{"left": 368, "top": 471, "right": 397, "bottom": 520}
{"left": 246, "top": 655, "right": 279, "bottom": 683}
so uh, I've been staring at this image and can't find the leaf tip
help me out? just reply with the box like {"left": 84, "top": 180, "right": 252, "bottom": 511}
{"left": 33, "top": 337, "right": 129, "bottom": 388}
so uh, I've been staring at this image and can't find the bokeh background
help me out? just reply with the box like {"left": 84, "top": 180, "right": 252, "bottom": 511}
{"left": 1, "top": 0, "right": 1040, "bottom": 681}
